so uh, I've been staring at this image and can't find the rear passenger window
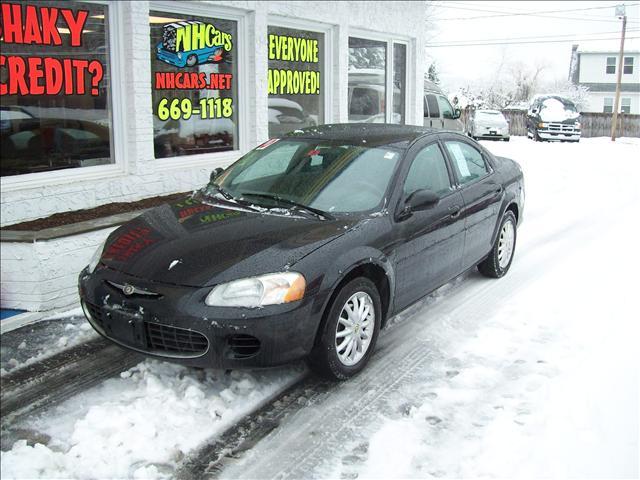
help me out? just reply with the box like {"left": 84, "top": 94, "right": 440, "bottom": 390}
{"left": 403, "top": 143, "right": 451, "bottom": 196}
{"left": 426, "top": 95, "right": 440, "bottom": 118}
{"left": 444, "top": 141, "right": 489, "bottom": 184}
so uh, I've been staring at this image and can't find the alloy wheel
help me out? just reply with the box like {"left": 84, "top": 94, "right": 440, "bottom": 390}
{"left": 335, "top": 292, "right": 374, "bottom": 366}
{"left": 497, "top": 220, "right": 515, "bottom": 268}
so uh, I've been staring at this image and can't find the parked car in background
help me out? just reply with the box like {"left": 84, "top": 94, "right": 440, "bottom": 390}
{"left": 348, "top": 68, "right": 401, "bottom": 123}
{"left": 467, "top": 109, "right": 510, "bottom": 141}
{"left": 268, "top": 98, "right": 317, "bottom": 137}
{"left": 423, "top": 81, "right": 463, "bottom": 131}
{"left": 79, "top": 124, "right": 524, "bottom": 380}
{"left": 527, "top": 95, "right": 581, "bottom": 142}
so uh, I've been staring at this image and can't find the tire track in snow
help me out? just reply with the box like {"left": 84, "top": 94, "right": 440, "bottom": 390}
{"left": 1, "top": 339, "right": 143, "bottom": 438}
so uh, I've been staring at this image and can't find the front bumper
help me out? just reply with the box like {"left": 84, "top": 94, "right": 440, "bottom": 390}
{"left": 78, "top": 266, "right": 320, "bottom": 369}
{"left": 537, "top": 129, "right": 581, "bottom": 141}
{"left": 476, "top": 132, "right": 509, "bottom": 140}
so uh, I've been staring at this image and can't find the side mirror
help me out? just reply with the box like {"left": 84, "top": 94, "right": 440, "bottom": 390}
{"left": 405, "top": 189, "right": 439, "bottom": 213}
{"left": 453, "top": 108, "right": 461, "bottom": 119}
{"left": 531, "top": 108, "right": 538, "bottom": 114}
{"left": 209, "top": 167, "right": 224, "bottom": 184}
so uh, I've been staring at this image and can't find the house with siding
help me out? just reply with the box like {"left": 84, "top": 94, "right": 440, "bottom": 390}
{"left": 569, "top": 44, "right": 640, "bottom": 114}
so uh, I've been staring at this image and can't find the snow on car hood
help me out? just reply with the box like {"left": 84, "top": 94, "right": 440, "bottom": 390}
{"left": 539, "top": 98, "right": 579, "bottom": 122}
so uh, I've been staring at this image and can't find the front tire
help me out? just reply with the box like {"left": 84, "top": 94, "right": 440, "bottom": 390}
{"left": 478, "top": 211, "right": 517, "bottom": 278}
{"left": 308, "top": 278, "right": 381, "bottom": 380}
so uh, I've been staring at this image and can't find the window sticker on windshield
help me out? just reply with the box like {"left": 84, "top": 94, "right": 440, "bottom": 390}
{"left": 448, "top": 144, "right": 471, "bottom": 177}
{"left": 384, "top": 151, "right": 396, "bottom": 160}
{"left": 256, "top": 138, "right": 280, "bottom": 150}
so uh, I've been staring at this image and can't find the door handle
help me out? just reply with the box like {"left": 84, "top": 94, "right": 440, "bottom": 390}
{"left": 493, "top": 185, "right": 503, "bottom": 195}
{"left": 449, "top": 205, "right": 461, "bottom": 218}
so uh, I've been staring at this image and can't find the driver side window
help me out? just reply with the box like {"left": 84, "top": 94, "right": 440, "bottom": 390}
{"left": 437, "top": 95, "right": 454, "bottom": 119}
{"left": 403, "top": 143, "right": 452, "bottom": 197}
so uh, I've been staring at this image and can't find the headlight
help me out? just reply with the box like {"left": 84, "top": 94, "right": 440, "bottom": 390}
{"left": 87, "top": 240, "right": 106, "bottom": 273}
{"left": 205, "top": 272, "right": 306, "bottom": 308}
{"left": 538, "top": 122, "right": 545, "bottom": 128}
{"left": 177, "top": 52, "right": 182, "bottom": 59}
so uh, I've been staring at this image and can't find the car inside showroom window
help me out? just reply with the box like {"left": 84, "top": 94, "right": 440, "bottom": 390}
{"left": 0, "top": 1, "right": 112, "bottom": 177}
{"left": 267, "top": 26, "right": 324, "bottom": 138}
{"left": 150, "top": 11, "right": 238, "bottom": 159}
{"left": 348, "top": 37, "right": 386, "bottom": 123}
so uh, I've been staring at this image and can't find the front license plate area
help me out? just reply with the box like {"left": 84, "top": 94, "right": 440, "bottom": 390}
{"left": 104, "top": 309, "right": 146, "bottom": 348}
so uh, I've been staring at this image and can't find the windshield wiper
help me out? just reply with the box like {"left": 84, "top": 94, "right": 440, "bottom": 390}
{"left": 240, "top": 193, "right": 333, "bottom": 220}
{"left": 201, "top": 184, "right": 263, "bottom": 212}
{"left": 206, "top": 183, "right": 235, "bottom": 201}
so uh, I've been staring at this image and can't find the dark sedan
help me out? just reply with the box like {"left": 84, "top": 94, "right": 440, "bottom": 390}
{"left": 79, "top": 124, "right": 524, "bottom": 380}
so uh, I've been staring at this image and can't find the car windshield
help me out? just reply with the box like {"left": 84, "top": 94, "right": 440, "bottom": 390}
{"left": 214, "top": 139, "right": 402, "bottom": 214}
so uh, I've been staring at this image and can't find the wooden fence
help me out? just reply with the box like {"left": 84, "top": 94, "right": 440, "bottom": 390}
{"left": 460, "top": 109, "right": 640, "bottom": 138}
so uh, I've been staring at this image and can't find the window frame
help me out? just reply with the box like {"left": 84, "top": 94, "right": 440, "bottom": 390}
{"left": 347, "top": 29, "right": 411, "bottom": 124}
{"left": 606, "top": 56, "right": 616, "bottom": 74}
{"left": 603, "top": 97, "right": 614, "bottom": 114}
{"left": 621, "top": 97, "right": 631, "bottom": 114}
{"left": 623, "top": 56, "right": 634, "bottom": 74}
{"left": 401, "top": 141, "right": 455, "bottom": 199}
{"left": 441, "top": 138, "right": 493, "bottom": 188}
{"left": 267, "top": 15, "right": 334, "bottom": 134}
{"left": 1, "top": 0, "right": 127, "bottom": 192}
{"left": 149, "top": 0, "right": 249, "bottom": 171}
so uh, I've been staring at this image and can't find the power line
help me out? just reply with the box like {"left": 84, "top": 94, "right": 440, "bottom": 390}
{"left": 427, "top": 28, "right": 640, "bottom": 45}
{"left": 434, "top": 2, "right": 640, "bottom": 23}
{"left": 427, "top": 35, "right": 640, "bottom": 48}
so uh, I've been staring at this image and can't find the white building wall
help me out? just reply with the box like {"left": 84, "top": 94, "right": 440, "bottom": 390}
{"left": 584, "top": 91, "right": 640, "bottom": 114}
{"left": 0, "top": 0, "right": 429, "bottom": 227}
{"left": 578, "top": 52, "right": 640, "bottom": 85}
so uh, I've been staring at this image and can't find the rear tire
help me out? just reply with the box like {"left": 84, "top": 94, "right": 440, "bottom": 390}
{"left": 478, "top": 211, "right": 517, "bottom": 278}
{"left": 308, "top": 278, "right": 381, "bottom": 380}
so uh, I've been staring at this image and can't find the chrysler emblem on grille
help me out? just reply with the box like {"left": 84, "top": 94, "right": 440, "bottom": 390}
{"left": 122, "top": 284, "right": 135, "bottom": 296}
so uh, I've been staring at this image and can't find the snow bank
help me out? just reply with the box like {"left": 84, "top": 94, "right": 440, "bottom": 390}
{"left": 1, "top": 360, "right": 303, "bottom": 479}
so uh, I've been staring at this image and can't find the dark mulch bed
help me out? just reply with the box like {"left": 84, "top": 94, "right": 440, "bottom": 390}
{"left": 4, "top": 191, "right": 192, "bottom": 231}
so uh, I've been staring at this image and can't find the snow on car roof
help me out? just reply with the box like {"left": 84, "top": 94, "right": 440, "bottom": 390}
{"left": 268, "top": 98, "right": 304, "bottom": 111}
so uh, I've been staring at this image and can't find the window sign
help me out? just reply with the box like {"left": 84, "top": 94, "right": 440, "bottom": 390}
{"left": 267, "top": 26, "right": 323, "bottom": 138}
{"left": 150, "top": 11, "right": 238, "bottom": 159}
{"left": 0, "top": 1, "right": 112, "bottom": 176}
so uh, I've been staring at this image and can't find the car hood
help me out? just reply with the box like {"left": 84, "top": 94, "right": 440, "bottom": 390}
{"left": 100, "top": 197, "right": 356, "bottom": 287}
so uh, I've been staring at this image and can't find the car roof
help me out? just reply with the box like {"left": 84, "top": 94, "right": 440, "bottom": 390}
{"left": 284, "top": 123, "right": 440, "bottom": 148}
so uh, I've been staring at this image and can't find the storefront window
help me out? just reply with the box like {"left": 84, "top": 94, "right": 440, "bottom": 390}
{"left": 150, "top": 11, "right": 238, "bottom": 159}
{"left": 0, "top": 1, "right": 112, "bottom": 177}
{"left": 267, "top": 26, "right": 323, "bottom": 138}
{"left": 348, "top": 37, "right": 386, "bottom": 123}
{"left": 392, "top": 43, "right": 406, "bottom": 125}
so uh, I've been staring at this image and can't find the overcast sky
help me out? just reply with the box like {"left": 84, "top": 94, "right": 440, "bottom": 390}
{"left": 426, "top": 0, "right": 640, "bottom": 90}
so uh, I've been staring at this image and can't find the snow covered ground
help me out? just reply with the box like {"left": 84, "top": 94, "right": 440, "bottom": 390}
{"left": 2, "top": 136, "right": 639, "bottom": 479}
{"left": 1, "top": 309, "right": 96, "bottom": 375}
